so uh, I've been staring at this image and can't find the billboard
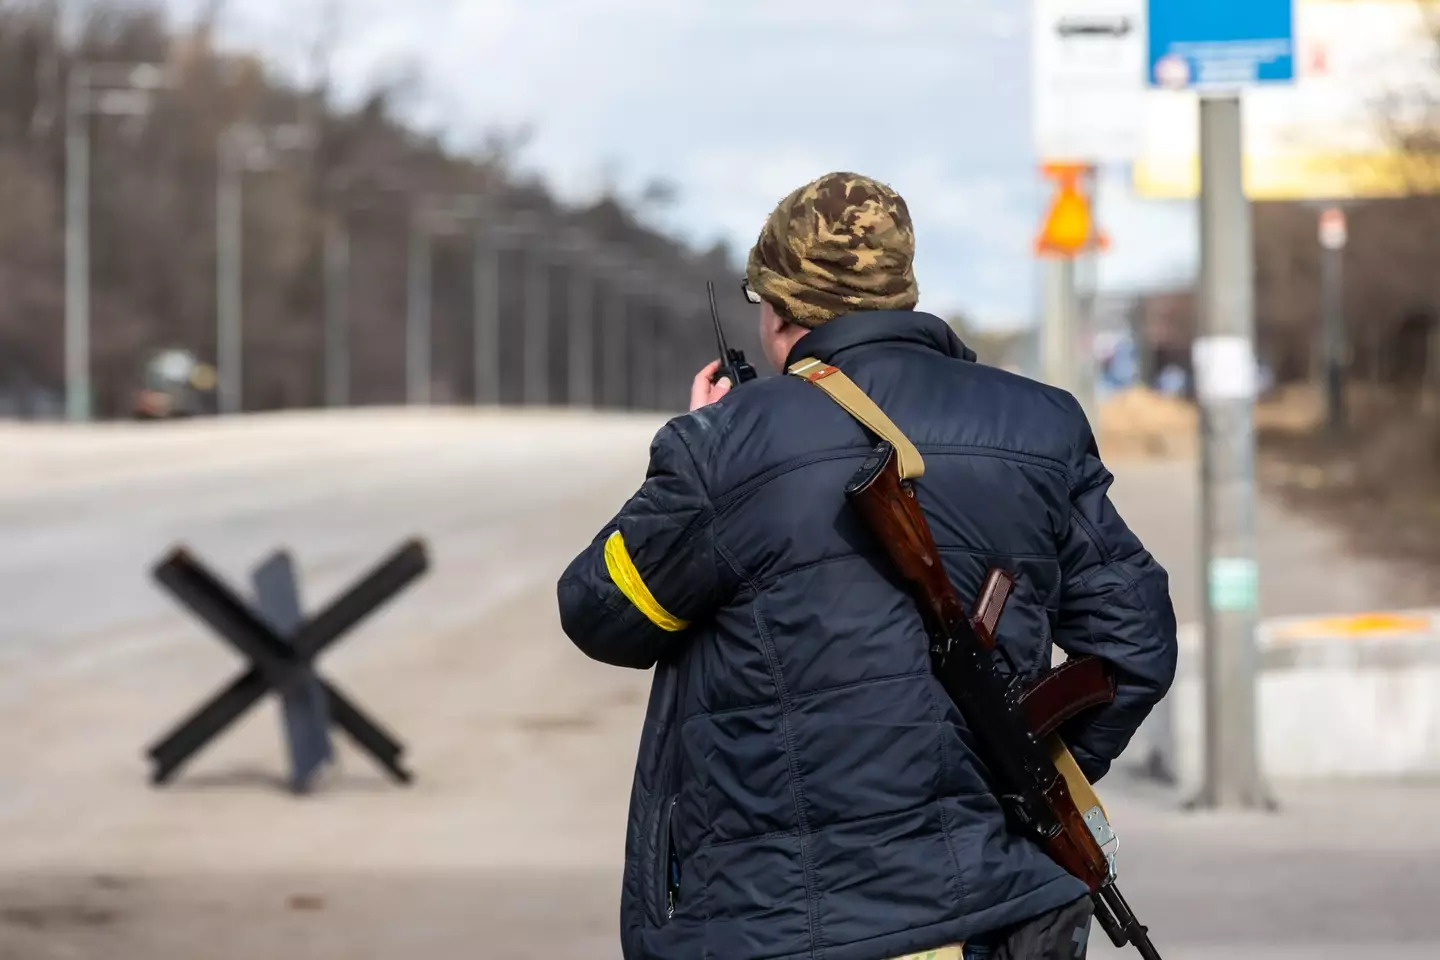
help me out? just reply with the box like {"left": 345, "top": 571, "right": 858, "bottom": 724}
{"left": 1133, "top": 0, "right": 1440, "bottom": 200}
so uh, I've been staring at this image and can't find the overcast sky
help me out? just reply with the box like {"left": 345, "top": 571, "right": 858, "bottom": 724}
{"left": 162, "top": 0, "right": 1197, "bottom": 328}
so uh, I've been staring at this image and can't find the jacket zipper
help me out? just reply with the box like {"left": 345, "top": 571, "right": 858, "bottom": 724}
{"left": 656, "top": 795, "right": 679, "bottom": 920}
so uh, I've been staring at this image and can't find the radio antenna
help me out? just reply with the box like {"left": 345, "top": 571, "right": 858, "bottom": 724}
{"left": 707, "top": 281, "right": 731, "bottom": 359}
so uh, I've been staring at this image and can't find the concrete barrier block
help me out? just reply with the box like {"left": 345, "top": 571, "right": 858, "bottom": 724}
{"left": 1123, "top": 611, "right": 1440, "bottom": 783}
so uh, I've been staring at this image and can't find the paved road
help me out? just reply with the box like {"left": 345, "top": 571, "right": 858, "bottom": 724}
{"left": 0, "top": 411, "right": 1436, "bottom": 959}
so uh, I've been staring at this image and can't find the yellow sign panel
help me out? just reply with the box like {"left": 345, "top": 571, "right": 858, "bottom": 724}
{"left": 1272, "top": 612, "right": 1434, "bottom": 641}
{"left": 1134, "top": 0, "right": 1440, "bottom": 201}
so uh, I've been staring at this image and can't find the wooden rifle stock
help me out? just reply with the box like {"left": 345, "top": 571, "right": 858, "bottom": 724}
{"left": 969, "top": 568, "right": 1010, "bottom": 648}
{"left": 970, "top": 569, "right": 1118, "bottom": 739}
{"left": 843, "top": 441, "right": 1162, "bottom": 960}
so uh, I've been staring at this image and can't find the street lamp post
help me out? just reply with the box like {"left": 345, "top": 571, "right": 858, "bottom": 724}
{"left": 657, "top": 288, "right": 700, "bottom": 412}
{"left": 522, "top": 222, "right": 551, "bottom": 408}
{"left": 625, "top": 263, "right": 661, "bottom": 411}
{"left": 63, "top": 60, "right": 168, "bottom": 422}
{"left": 560, "top": 229, "right": 599, "bottom": 409}
{"left": 214, "top": 122, "right": 313, "bottom": 416}
{"left": 405, "top": 193, "right": 499, "bottom": 406}
{"left": 323, "top": 210, "right": 350, "bottom": 408}
{"left": 473, "top": 221, "right": 513, "bottom": 407}
{"left": 590, "top": 252, "right": 630, "bottom": 410}
{"left": 215, "top": 128, "right": 243, "bottom": 416}
{"left": 405, "top": 205, "right": 434, "bottom": 406}
{"left": 63, "top": 63, "right": 91, "bottom": 423}
{"left": 320, "top": 173, "right": 415, "bottom": 409}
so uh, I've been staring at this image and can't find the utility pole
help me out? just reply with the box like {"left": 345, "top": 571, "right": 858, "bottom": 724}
{"left": 1191, "top": 93, "right": 1271, "bottom": 811}
{"left": 647, "top": 295, "right": 665, "bottom": 410}
{"left": 625, "top": 267, "right": 656, "bottom": 410}
{"left": 1034, "top": 163, "right": 1102, "bottom": 399}
{"left": 524, "top": 243, "right": 551, "bottom": 406}
{"left": 657, "top": 289, "right": 697, "bottom": 411}
{"left": 63, "top": 51, "right": 169, "bottom": 422}
{"left": 1145, "top": 0, "right": 1295, "bottom": 813}
{"left": 651, "top": 292, "right": 672, "bottom": 410}
{"left": 323, "top": 212, "right": 350, "bottom": 408}
{"left": 32, "top": 1, "right": 67, "bottom": 138}
{"left": 563, "top": 232, "right": 595, "bottom": 408}
{"left": 405, "top": 206, "right": 432, "bottom": 406}
{"left": 402, "top": 193, "right": 495, "bottom": 407}
{"left": 322, "top": 173, "right": 416, "bottom": 409}
{"left": 1074, "top": 172, "right": 1101, "bottom": 423}
{"left": 215, "top": 128, "right": 244, "bottom": 415}
{"left": 472, "top": 229, "right": 503, "bottom": 406}
{"left": 1041, "top": 258, "right": 1077, "bottom": 394}
{"left": 64, "top": 61, "right": 91, "bottom": 422}
{"left": 215, "top": 122, "right": 312, "bottom": 415}
{"left": 600, "top": 262, "right": 630, "bottom": 410}
{"left": 60, "top": 1, "right": 86, "bottom": 421}
{"left": 1317, "top": 205, "right": 1347, "bottom": 432}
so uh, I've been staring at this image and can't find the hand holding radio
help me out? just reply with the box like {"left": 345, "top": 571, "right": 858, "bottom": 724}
{"left": 690, "top": 360, "right": 734, "bottom": 411}
{"left": 690, "top": 281, "right": 758, "bottom": 411}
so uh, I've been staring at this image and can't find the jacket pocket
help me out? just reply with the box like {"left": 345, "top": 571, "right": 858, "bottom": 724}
{"left": 651, "top": 794, "right": 680, "bottom": 923}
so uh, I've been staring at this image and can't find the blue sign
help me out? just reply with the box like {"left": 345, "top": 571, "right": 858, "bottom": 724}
{"left": 1147, "top": 0, "right": 1295, "bottom": 91}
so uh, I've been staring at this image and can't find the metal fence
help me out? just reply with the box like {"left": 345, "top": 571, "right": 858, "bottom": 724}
{"left": 353, "top": 196, "right": 735, "bottom": 416}
{"left": 6, "top": 185, "right": 756, "bottom": 422}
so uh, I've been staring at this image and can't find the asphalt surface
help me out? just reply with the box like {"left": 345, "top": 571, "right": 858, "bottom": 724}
{"left": 1, "top": 409, "right": 1436, "bottom": 960}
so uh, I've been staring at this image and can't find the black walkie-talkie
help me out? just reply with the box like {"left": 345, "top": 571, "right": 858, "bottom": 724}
{"left": 708, "top": 281, "right": 758, "bottom": 387}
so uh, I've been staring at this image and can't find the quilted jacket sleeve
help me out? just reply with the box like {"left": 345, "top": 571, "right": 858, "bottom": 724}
{"left": 1053, "top": 416, "right": 1179, "bottom": 782}
{"left": 557, "top": 417, "right": 734, "bottom": 670}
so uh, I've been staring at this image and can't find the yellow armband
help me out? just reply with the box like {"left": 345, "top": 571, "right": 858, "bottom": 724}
{"left": 603, "top": 531, "right": 690, "bottom": 632}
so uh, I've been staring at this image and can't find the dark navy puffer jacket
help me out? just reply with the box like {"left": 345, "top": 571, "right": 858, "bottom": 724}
{"left": 557, "top": 310, "right": 1178, "bottom": 960}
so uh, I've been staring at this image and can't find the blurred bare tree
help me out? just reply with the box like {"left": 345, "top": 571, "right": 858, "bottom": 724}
{"left": 1252, "top": 5, "right": 1440, "bottom": 402}
{"left": 0, "top": 0, "right": 748, "bottom": 417}
{"left": 1249, "top": 10, "right": 1440, "bottom": 568}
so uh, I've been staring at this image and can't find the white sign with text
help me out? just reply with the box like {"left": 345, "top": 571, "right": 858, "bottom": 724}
{"left": 1032, "top": 0, "right": 1148, "bottom": 164}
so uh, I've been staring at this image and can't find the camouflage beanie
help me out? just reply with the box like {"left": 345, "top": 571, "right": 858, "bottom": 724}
{"left": 745, "top": 171, "right": 919, "bottom": 328}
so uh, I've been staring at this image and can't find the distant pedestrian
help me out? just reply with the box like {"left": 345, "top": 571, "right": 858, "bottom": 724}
{"left": 1156, "top": 363, "right": 1187, "bottom": 397}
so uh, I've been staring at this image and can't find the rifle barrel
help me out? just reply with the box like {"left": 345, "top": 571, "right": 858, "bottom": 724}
{"left": 1098, "top": 885, "right": 1163, "bottom": 960}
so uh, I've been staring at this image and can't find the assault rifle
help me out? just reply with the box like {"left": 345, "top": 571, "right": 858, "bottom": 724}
{"left": 843, "top": 440, "right": 1162, "bottom": 960}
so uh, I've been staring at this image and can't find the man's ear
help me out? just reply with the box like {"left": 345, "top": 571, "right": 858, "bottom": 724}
{"left": 766, "top": 304, "right": 786, "bottom": 336}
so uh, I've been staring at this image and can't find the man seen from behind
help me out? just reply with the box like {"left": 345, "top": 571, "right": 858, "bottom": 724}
{"left": 557, "top": 171, "right": 1179, "bottom": 960}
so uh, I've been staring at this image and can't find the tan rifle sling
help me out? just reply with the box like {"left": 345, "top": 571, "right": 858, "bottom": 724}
{"left": 785, "top": 354, "right": 1110, "bottom": 820}
{"left": 785, "top": 357, "right": 925, "bottom": 480}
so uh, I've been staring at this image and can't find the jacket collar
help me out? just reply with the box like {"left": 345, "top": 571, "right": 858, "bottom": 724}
{"left": 783, "top": 309, "right": 978, "bottom": 371}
